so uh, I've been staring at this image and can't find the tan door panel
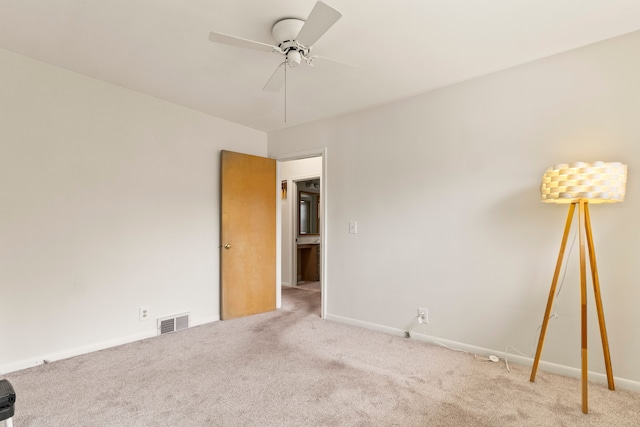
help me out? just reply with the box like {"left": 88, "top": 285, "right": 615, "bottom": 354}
{"left": 220, "top": 150, "right": 276, "bottom": 320}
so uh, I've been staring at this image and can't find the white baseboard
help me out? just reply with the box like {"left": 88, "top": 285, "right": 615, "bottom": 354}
{"left": 326, "top": 314, "right": 403, "bottom": 336}
{"left": 191, "top": 315, "right": 220, "bottom": 327}
{"left": 0, "top": 330, "right": 155, "bottom": 375}
{"left": 325, "top": 313, "right": 640, "bottom": 393}
{"left": 0, "top": 316, "right": 221, "bottom": 375}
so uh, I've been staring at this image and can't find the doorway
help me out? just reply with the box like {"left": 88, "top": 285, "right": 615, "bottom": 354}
{"left": 276, "top": 149, "right": 326, "bottom": 318}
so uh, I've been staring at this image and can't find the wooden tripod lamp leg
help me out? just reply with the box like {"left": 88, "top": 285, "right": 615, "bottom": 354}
{"left": 584, "top": 203, "right": 615, "bottom": 391}
{"left": 578, "top": 200, "right": 589, "bottom": 414}
{"left": 530, "top": 202, "right": 576, "bottom": 382}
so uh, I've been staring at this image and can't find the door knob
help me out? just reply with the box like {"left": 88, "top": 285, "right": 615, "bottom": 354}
{"left": 224, "top": 244, "right": 231, "bottom": 249}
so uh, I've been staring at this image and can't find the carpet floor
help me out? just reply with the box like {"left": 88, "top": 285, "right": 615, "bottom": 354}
{"left": 3, "top": 288, "right": 639, "bottom": 426}
{"left": 294, "top": 281, "right": 321, "bottom": 292}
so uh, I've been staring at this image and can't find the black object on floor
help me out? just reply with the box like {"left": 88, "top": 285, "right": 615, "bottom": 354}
{"left": 0, "top": 379, "right": 16, "bottom": 421}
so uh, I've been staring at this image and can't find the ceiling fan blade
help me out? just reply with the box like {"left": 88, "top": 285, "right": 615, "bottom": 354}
{"left": 309, "top": 54, "right": 364, "bottom": 70}
{"left": 296, "top": 1, "right": 342, "bottom": 47}
{"left": 209, "top": 31, "right": 278, "bottom": 53}
{"left": 263, "top": 63, "right": 286, "bottom": 92}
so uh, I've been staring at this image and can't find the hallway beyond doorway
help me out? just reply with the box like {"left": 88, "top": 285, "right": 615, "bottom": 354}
{"left": 296, "top": 281, "right": 320, "bottom": 292}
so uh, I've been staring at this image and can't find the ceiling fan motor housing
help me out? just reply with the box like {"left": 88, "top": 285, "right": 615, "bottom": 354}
{"left": 272, "top": 18, "right": 308, "bottom": 66}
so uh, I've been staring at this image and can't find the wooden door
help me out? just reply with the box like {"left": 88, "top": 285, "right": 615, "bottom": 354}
{"left": 220, "top": 150, "right": 276, "bottom": 320}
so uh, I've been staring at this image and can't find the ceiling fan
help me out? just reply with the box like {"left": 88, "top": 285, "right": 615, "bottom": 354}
{"left": 208, "top": 1, "right": 343, "bottom": 92}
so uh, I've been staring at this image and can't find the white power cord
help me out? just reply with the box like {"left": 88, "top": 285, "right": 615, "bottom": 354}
{"left": 410, "top": 318, "right": 500, "bottom": 363}
{"left": 407, "top": 225, "right": 577, "bottom": 371}
{"left": 503, "top": 226, "right": 578, "bottom": 372}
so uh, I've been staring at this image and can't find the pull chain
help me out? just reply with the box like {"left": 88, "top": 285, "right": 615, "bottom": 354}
{"left": 284, "top": 63, "right": 287, "bottom": 123}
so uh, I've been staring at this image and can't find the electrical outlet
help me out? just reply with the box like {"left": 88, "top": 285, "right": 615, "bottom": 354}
{"left": 418, "top": 307, "right": 428, "bottom": 324}
{"left": 139, "top": 306, "right": 151, "bottom": 321}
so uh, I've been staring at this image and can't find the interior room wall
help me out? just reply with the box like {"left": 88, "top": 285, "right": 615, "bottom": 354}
{"left": 268, "top": 31, "right": 640, "bottom": 385}
{"left": 0, "top": 48, "right": 267, "bottom": 373}
{"left": 279, "top": 158, "right": 322, "bottom": 286}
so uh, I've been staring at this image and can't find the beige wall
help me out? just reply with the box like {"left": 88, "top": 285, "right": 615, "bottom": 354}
{"left": 0, "top": 49, "right": 267, "bottom": 372}
{"left": 269, "top": 31, "right": 640, "bottom": 386}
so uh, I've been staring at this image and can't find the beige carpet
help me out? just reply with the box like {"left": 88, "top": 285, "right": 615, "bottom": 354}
{"left": 295, "top": 281, "right": 321, "bottom": 292}
{"left": 3, "top": 288, "right": 639, "bottom": 426}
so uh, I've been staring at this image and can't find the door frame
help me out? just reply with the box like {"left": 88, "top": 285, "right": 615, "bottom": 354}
{"left": 274, "top": 148, "right": 327, "bottom": 319}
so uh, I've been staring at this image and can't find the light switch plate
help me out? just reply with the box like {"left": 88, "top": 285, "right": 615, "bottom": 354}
{"left": 349, "top": 221, "right": 357, "bottom": 234}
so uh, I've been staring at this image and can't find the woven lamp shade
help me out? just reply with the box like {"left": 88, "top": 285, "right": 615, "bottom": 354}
{"left": 541, "top": 161, "right": 627, "bottom": 204}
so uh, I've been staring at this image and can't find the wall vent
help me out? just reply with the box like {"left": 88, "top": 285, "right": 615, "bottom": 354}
{"left": 157, "top": 312, "right": 190, "bottom": 335}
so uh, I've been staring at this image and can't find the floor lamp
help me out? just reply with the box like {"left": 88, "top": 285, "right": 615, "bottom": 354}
{"left": 530, "top": 161, "right": 627, "bottom": 414}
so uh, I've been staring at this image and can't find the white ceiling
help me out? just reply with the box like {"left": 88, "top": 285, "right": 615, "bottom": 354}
{"left": 2, "top": 0, "right": 640, "bottom": 132}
